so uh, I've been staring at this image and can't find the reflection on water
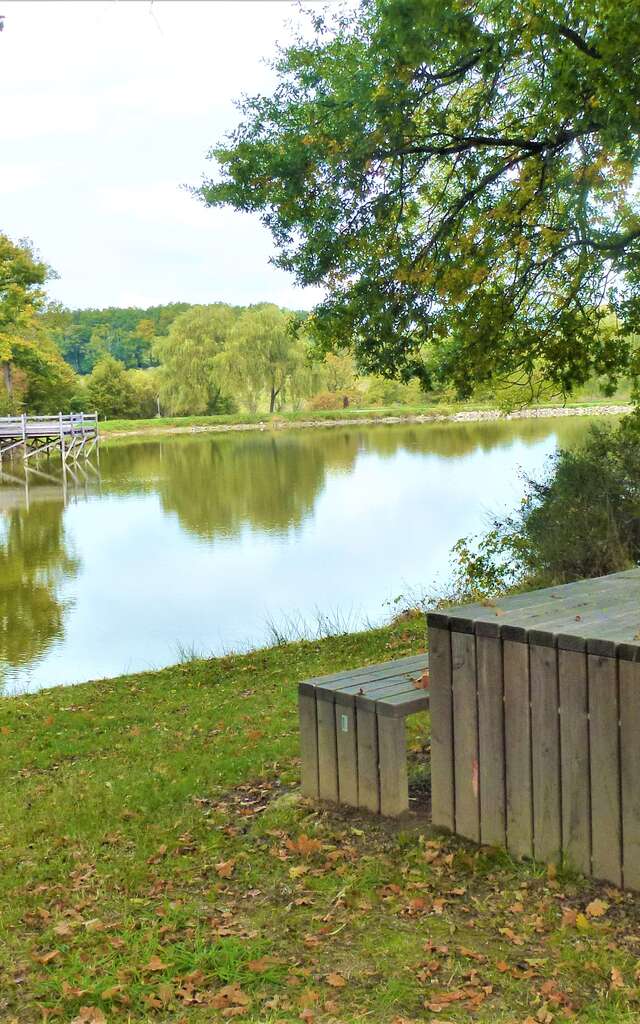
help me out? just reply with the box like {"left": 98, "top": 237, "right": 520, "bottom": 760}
{"left": 0, "top": 416, "right": 598, "bottom": 693}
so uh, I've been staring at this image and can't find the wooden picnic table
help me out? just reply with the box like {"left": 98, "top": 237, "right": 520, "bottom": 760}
{"left": 299, "top": 653, "right": 429, "bottom": 817}
{"left": 428, "top": 568, "right": 640, "bottom": 889}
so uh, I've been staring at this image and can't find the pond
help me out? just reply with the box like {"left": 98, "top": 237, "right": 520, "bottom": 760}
{"left": 0, "top": 416, "right": 600, "bottom": 694}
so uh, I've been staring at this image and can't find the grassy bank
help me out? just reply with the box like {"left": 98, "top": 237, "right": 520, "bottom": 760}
{"left": 2, "top": 616, "right": 640, "bottom": 1023}
{"left": 99, "top": 397, "right": 632, "bottom": 439}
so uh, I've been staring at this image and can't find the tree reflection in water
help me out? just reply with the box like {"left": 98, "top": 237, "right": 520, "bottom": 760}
{"left": 0, "top": 483, "right": 80, "bottom": 690}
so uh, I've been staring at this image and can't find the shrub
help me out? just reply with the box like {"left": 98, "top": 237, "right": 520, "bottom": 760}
{"left": 307, "top": 391, "right": 347, "bottom": 410}
{"left": 449, "top": 414, "right": 640, "bottom": 600}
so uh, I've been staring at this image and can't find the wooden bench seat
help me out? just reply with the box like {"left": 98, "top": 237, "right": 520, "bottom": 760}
{"left": 298, "top": 654, "right": 429, "bottom": 817}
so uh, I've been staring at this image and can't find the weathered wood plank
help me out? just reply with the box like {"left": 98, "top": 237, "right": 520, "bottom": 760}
{"left": 429, "top": 626, "right": 454, "bottom": 831}
{"left": 335, "top": 703, "right": 358, "bottom": 807}
{"left": 476, "top": 633, "right": 505, "bottom": 848}
{"left": 304, "top": 654, "right": 428, "bottom": 691}
{"left": 530, "top": 643, "right": 561, "bottom": 863}
{"left": 316, "top": 696, "right": 339, "bottom": 803}
{"left": 558, "top": 649, "right": 591, "bottom": 876}
{"left": 356, "top": 707, "right": 379, "bottom": 813}
{"left": 452, "top": 630, "right": 480, "bottom": 842}
{"left": 588, "top": 654, "right": 622, "bottom": 887}
{"left": 298, "top": 691, "right": 319, "bottom": 799}
{"left": 504, "top": 639, "right": 533, "bottom": 859}
{"left": 377, "top": 715, "right": 408, "bottom": 817}
{"left": 619, "top": 659, "right": 640, "bottom": 890}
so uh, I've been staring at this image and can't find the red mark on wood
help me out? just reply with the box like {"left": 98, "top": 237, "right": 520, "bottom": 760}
{"left": 472, "top": 758, "right": 479, "bottom": 798}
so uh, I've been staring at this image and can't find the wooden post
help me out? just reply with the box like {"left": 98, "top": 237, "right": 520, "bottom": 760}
{"left": 356, "top": 705, "right": 379, "bottom": 813}
{"left": 21, "top": 412, "right": 27, "bottom": 461}
{"left": 588, "top": 650, "right": 622, "bottom": 887}
{"left": 503, "top": 636, "right": 534, "bottom": 860}
{"left": 558, "top": 645, "right": 591, "bottom": 877}
{"left": 377, "top": 711, "right": 408, "bottom": 817}
{"left": 619, "top": 656, "right": 640, "bottom": 890}
{"left": 335, "top": 697, "right": 358, "bottom": 807}
{"left": 316, "top": 692, "right": 339, "bottom": 803}
{"left": 451, "top": 629, "right": 480, "bottom": 842}
{"left": 530, "top": 642, "right": 562, "bottom": 864}
{"left": 428, "top": 621, "right": 455, "bottom": 831}
{"left": 476, "top": 629, "right": 506, "bottom": 848}
{"left": 298, "top": 685, "right": 319, "bottom": 799}
{"left": 59, "top": 411, "right": 66, "bottom": 464}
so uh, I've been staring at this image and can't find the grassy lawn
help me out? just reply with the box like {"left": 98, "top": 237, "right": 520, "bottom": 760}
{"left": 2, "top": 615, "right": 640, "bottom": 1023}
{"left": 99, "top": 396, "right": 631, "bottom": 437}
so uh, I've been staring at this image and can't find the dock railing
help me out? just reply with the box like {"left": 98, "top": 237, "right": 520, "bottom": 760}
{"left": 0, "top": 412, "right": 99, "bottom": 462}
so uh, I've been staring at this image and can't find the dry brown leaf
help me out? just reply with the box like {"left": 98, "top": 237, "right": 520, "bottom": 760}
{"left": 412, "top": 671, "right": 430, "bottom": 690}
{"left": 588, "top": 901, "right": 608, "bottom": 920}
{"left": 216, "top": 859, "right": 236, "bottom": 879}
{"left": 247, "top": 956, "right": 279, "bottom": 973}
{"left": 326, "top": 973, "right": 346, "bottom": 988}
{"left": 53, "top": 922, "right": 73, "bottom": 938}
{"left": 70, "top": 1009, "right": 106, "bottom": 1024}
{"left": 144, "top": 955, "right": 170, "bottom": 972}
{"left": 101, "top": 985, "right": 122, "bottom": 1000}
{"left": 289, "top": 834, "right": 323, "bottom": 857}
{"left": 33, "top": 949, "right": 60, "bottom": 964}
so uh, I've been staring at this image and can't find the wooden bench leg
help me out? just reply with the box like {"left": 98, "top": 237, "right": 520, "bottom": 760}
{"left": 356, "top": 706, "right": 380, "bottom": 813}
{"left": 316, "top": 697, "right": 339, "bottom": 803}
{"left": 335, "top": 703, "right": 358, "bottom": 806}
{"left": 298, "top": 691, "right": 319, "bottom": 799}
{"left": 377, "top": 713, "right": 408, "bottom": 817}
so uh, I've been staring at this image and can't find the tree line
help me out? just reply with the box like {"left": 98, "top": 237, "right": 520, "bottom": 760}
{"left": 0, "top": 233, "right": 433, "bottom": 420}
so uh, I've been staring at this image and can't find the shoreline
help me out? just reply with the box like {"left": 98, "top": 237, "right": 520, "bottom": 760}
{"left": 104, "top": 402, "right": 632, "bottom": 440}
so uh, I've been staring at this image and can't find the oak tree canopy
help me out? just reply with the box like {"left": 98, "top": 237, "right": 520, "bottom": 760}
{"left": 200, "top": 0, "right": 640, "bottom": 396}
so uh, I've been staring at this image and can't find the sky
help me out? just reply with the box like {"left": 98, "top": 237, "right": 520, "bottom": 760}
{"left": 0, "top": 0, "right": 324, "bottom": 311}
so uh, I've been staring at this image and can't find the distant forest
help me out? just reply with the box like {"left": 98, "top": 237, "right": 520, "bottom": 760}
{"left": 54, "top": 303, "right": 193, "bottom": 374}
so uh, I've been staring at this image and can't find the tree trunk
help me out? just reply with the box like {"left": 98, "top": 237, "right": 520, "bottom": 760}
{"left": 270, "top": 386, "right": 278, "bottom": 413}
{"left": 2, "top": 360, "right": 13, "bottom": 397}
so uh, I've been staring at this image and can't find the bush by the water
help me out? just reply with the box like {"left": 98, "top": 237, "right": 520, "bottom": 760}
{"left": 450, "top": 414, "right": 640, "bottom": 600}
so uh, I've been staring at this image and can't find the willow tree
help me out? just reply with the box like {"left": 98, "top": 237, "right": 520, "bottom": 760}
{"left": 199, "top": 0, "right": 640, "bottom": 397}
{"left": 153, "top": 304, "right": 237, "bottom": 415}
{"left": 215, "top": 304, "right": 308, "bottom": 412}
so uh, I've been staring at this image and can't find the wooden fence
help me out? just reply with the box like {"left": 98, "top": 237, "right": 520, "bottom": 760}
{"left": 428, "top": 569, "right": 640, "bottom": 889}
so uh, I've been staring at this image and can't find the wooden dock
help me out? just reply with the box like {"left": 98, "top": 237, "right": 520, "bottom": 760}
{"left": 0, "top": 413, "right": 98, "bottom": 464}
{"left": 428, "top": 568, "right": 640, "bottom": 889}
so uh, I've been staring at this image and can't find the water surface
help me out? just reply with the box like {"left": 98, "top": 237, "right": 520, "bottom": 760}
{"left": 0, "top": 416, "right": 596, "bottom": 693}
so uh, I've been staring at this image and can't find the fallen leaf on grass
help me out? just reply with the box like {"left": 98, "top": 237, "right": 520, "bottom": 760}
{"left": 70, "top": 1009, "right": 106, "bottom": 1024}
{"left": 326, "top": 973, "right": 346, "bottom": 988}
{"left": 33, "top": 950, "right": 60, "bottom": 964}
{"left": 211, "top": 983, "right": 251, "bottom": 1011}
{"left": 147, "top": 844, "right": 168, "bottom": 864}
{"left": 53, "top": 922, "right": 73, "bottom": 938}
{"left": 610, "top": 966, "right": 625, "bottom": 990}
{"left": 216, "top": 859, "right": 236, "bottom": 879}
{"left": 247, "top": 956, "right": 281, "bottom": 973}
{"left": 101, "top": 985, "right": 122, "bottom": 1000}
{"left": 144, "top": 955, "right": 170, "bottom": 972}
{"left": 61, "top": 981, "right": 87, "bottom": 998}
{"left": 586, "top": 898, "right": 608, "bottom": 918}
{"left": 287, "top": 835, "right": 323, "bottom": 857}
